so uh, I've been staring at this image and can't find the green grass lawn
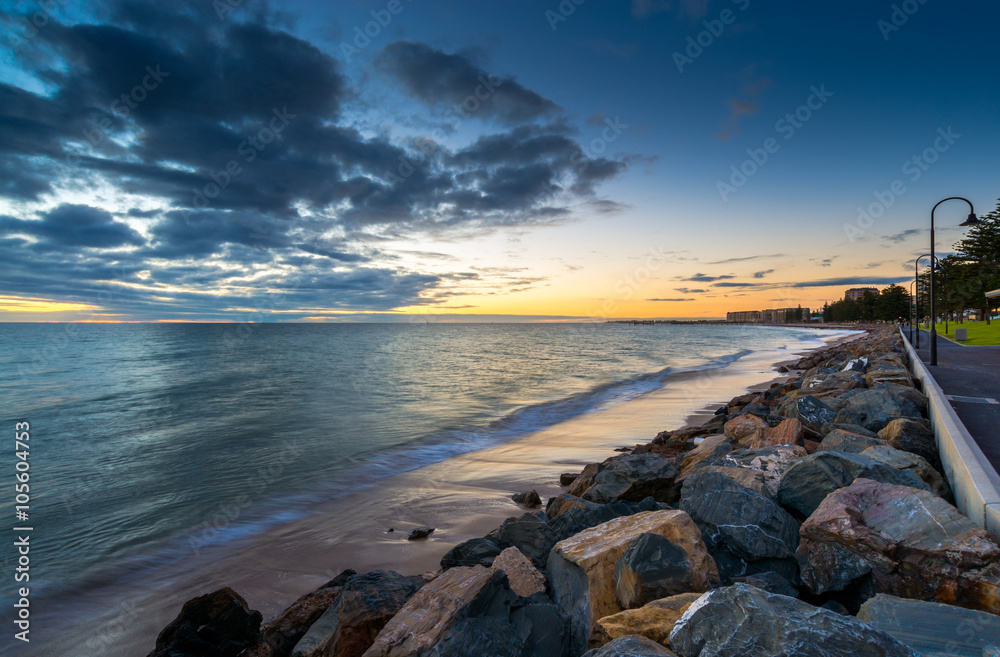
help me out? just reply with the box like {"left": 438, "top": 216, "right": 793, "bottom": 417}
{"left": 932, "top": 320, "right": 1000, "bottom": 346}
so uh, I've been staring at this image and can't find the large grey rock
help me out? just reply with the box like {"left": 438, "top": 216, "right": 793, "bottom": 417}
{"left": 729, "top": 571, "right": 798, "bottom": 597}
{"left": 834, "top": 386, "right": 923, "bottom": 433}
{"left": 861, "top": 444, "right": 949, "bottom": 498}
{"left": 817, "top": 429, "right": 882, "bottom": 454}
{"left": 680, "top": 471, "right": 799, "bottom": 583}
{"left": 362, "top": 566, "right": 515, "bottom": 657}
{"left": 148, "top": 588, "right": 262, "bottom": 657}
{"left": 777, "top": 451, "right": 929, "bottom": 518}
{"left": 858, "top": 594, "right": 1000, "bottom": 657}
{"left": 583, "top": 634, "right": 677, "bottom": 657}
{"left": 668, "top": 583, "right": 919, "bottom": 657}
{"left": 797, "top": 479, "right": 1000, "bottom": 613}
{"left": 510, "top": 599, "right": 567, "bottom": 657}
{"left": 492, "top": 513, "right": 560, "bottom": 569}
{"left": 614, "top": 532, "right": 711, "bottom": 609}
{"left": 780, "top": 395, "right": 839, "bottom": 436}
{"left": 581, "top": 454, "right": 680, "bottom": 505}
{"left": 549, "top": 497, "right": 664, "bottom": 542}
{"left": 428, "top": 617, "right": 524, "bottom": 657}
{"left": 709, "top": 445, "right": 807, "bottom": 498}
{"left": 290, "top": 570, "right": 420, "bottom": 657}
{"left": 441, "top": 537, "right": 503, "bottom": 570}
{"left": 877, "top": 418, "right": 938, "bottom": 466}
{"left": 264, "top": 570, "right": 354, "bottom": 656}
{"left": 546, "top": 494, "right": 602, "bottom": 520}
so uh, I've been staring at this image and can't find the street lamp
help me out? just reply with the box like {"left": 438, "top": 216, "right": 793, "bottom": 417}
{"left": 929, "top": 197, "right": 980, "bottom": 366}
{"left": 909, "top": 280, "right": 916, "bottom": 344}
{"left": 913, "top": 253, "right": 937, "bottom": 349}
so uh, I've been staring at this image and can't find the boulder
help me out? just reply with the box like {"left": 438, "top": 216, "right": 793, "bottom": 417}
{"left": 512, "top": 490, "right": 542, "bottom": 508}
{"left": 290, "top": 570, "right": 420, "bottom": 657}
{"left": 752, "top": 418, "right": 805, "bottom": 448}
{"left": 492, "top": 547, "right": 547, "bottom": 598}
{"left": 864, "top": 369, "right": 914, "bottom": 388}
{"left": 680, "top": 472, "right": 799, "bottom": 582}
{"left": 817, "top": 429, "right": 882, "bottom": 454}
{"left": 777, "top": 451, "right": 929, "bottom": 518}
{"left": 729, "top": 571, "right": 797, "bottom": 597}
{"left": 148, "top": 588, "right": 262, "bottom": 657}
{"left": 492, "top": 513, "right": 560, "bottom": 569}
{"left": 779, "top": 395, "right": 839, "bottom": 436}
{"left": 361, "top": 566, "right": 514, "bottom": 657}
{"left": 582, "top": 634, "right": 678, "bottom": 657}
{"left": 797, "top": 479, "right": 1000, "bottom": 613}
{"left": 668, "top": 583, "right": 918, "bottom": 657}
{"left": 440, "top": 537, "right": 502, "bottom": 570}
{"left": 546, "top": 494, "right": 601, "bottom": 520}
{"left": 593, "top": 593, "right": 702, "bottom": 649}
{"left": 687, "top": 465, "right": 770, "bottom": 499}
{"left": 581, "top": 454, "right": 680, "bottom": 505}
{"left": 821, "top": 422, "right": 879, "bottom": 439}
{"left": 614, "top": 533, "right": 714, "bottom": 609}
{"left": 676, "top": 435, "right": 735, "bottom": 479}
{"left": 426, "top": 616, "right": 522, "bottom": 656}
{"left": 858, "top": 593, "right": 1000, "bottom": 657}
{"left": 549, "top": 497, "right": 664, "bottom": 542}
{"left": 834, "top": 387, "right": 923, "bottom": 433}
{"left": 560, "top": 472, "right": 579, "bottom": 486}
{"left": 861, "top": 445, "right": 949, "bottom": 498}
{"left": 723, "top": 414, "right": 767, "bottom": 442}
{"left": 547, "top": 510, "right": 717, "bottom": 655}
{"left": 566, "top": 462, "right": 603, "bottom": 497}
{"left": 264, "top": 571, "right": 354, "bottom": 656}
{"left": 510, "top": 598, "right": 567, "bottom": 657}
{"left": 710, "top": 445, "right": 807, "bottom": 498}
{"left": 877, "top": 418, "right": 938, "bottom": 466}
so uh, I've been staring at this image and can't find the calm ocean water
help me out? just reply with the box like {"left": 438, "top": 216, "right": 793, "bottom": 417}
{"left": 0, "top": 322, "right": 844, "bottom": 614}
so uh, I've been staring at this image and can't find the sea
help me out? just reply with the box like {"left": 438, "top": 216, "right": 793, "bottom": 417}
{"left": 0, "top": 322, "right": 857, "bottom": 655}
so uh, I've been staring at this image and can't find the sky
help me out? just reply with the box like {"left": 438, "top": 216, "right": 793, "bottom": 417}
{"left": 0, "top": 0, "right": 997, "bottom": 322}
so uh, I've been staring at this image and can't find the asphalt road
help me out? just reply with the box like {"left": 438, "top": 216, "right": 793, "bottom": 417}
{"left": 907, "top": 327, "right": 1000, "bottom": 472}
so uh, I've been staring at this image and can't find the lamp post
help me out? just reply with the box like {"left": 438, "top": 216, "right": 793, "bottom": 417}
{"left": 913, "top": 253, "right": 937, "bottom": 349}
{"left": 929, "top": 197, "right": 980, "bottom": 366}
{"left": 908, "top": 280, "right": 916, "bottom": 344}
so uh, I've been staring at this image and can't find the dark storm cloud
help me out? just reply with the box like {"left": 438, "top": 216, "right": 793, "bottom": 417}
{"left": 0, "top": 204, "right": 144, "bottom": 248}
{"left": 377, "top": 41, "right": 562, "bottom": 125}
{"left": 0, "top": 1, "right": 628, "bottom": 318}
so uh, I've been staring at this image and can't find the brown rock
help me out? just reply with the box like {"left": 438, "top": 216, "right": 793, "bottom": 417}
{"left": 802, "top": 439, "right": 820, "bottom": 454}
{"left": 361, "top": 566, "right": 511, "bottom": 657}
{"left": 723, "top": 414, "right": 768, "bottom": 442}
{"left": 560, "top": 472, "right": 579, "bottom": 486}
{"left": 546, "top": 493, "right": 600, "bottom": 520}
{"left": 547, "top": 510, "right": 717, "bottom": 655}
{"left": 692, "top": 465, "right": 771, "bottom": 498}
{"left": 566, "top": 462, "right": 603, "bottom": 497}
{"left": 676, "top": 434, "right": 735, "bottom": 480}
{"left": 592, "top": 592, "right": 703, "bottom": 648}
{"left": 491, "top": 547, "right": 547, "bottom": 597}
{"left": 798, "top": 478, "right": 1000, "bottom": 613}
{"left": 148, "top": 588, "right": 262, "bottom": 657}
{"left": 742, "top": 418, "right": 805, "bottom": 449}
{"left": 263, "top": 585, "right": 344, "bottom": 656}
{"left": 291, "top": 571, "right": 420, "bottom": 657}
{"left": 511, "top": 490, "right": 542, "bottom": 508}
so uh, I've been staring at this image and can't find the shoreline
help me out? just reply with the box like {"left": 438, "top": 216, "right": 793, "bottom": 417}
{"left": 24, "top": 326, "right": 861, "bottom": 657}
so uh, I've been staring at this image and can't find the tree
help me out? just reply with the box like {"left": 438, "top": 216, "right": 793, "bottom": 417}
{"left": 951, "top": 200, "right": 1000, "bottom": 320}
{"left": 875, "top": 284, "right": 911, "bottom": 322}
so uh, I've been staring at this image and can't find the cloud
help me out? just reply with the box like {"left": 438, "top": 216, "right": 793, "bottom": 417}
{"left": 377, "top": 41, "right": 561, "bottom": 125}
{"left": 716, "top": 68, "right": 772, "bottom": 141}
{"left": 674, "top": 287, "right": 707, "bottom": 294}
{"left": 705, "top": 253, "right": 785, "bottom": 264}
{"left": 788, "top": 276, "right": 910, "bottom": 288}
{"left": 647, "top": 297, "right": 695, "bottom": 301}
{"left": 712, "top": 281, "right": 763, "bottom": 288}
{"left": 0, "top": 204, "right": 144, "bottom": 249}
{"left": 0, "top": 2, "right": 630, "bottom": 319}
{"left": 679, "top": 273, "right": 735, "bottom": 282}
{"left": 752, "top": 269, "right": 774, "bottom": 279}
{"left": 881, "top": 228, "right": 927, "bottom": 243}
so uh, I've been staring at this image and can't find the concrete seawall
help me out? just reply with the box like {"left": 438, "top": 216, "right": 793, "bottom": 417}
{"left": 899, "top": 327, "right": 1000, "bottom": 539}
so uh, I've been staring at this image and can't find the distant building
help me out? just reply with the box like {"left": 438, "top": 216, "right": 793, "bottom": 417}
{"left": 727, "top": 308, "right": 808, "bottom": 323}
{"left": 726, "top": 310, "right": 762, "bottom": 323}
{"left": 845, "top": 287, "right": 879, "bottom": 301}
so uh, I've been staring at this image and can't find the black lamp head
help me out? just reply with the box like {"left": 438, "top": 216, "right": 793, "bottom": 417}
{"left": 960, "top": 212, "right": 980, "bottom": 227}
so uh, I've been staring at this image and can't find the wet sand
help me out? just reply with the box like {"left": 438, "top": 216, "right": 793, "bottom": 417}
{"left": 22, "top": 330, "right": 861, "bottom": 657}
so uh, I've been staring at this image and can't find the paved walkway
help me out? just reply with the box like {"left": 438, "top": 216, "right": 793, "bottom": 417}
{"left": 906, "top": 327, "right": 1000, "bottom": 472}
